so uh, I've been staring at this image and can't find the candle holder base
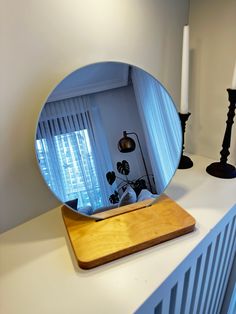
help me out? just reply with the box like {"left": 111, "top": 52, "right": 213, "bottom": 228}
{"left": 206, "top": 162, "right": 236, "bottom": 179}
{"left": 178, "top": 155, "right": 193, "bottom": 169}
{"left": 206, "top": 89, "right": 236, "bottom": 179}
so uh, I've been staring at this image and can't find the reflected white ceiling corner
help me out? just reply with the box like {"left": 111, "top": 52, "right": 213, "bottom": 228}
{"left": 47, "top": 62, "right": 129, "bottom": 102}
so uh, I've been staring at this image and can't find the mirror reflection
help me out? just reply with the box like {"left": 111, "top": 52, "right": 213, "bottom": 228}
{"left": 35, "top": 62, "right": 182, "bottom": 217}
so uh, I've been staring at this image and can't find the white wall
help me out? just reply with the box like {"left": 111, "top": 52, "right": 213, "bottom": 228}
{"left": 91, "top": 85, "right": 154, "bottom": 189}
{"left": 188, "top": 0, "right": 236, "bottom": 164}
{"left": 0, "top": 0, "right": 188, "bottom": 232}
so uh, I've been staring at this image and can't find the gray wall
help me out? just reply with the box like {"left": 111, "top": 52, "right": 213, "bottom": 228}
{"left": 92, "top": 85, "right": 154, "bottom": 188}
{"left": 0, "top": 0, "right": 188, "bottom": 232}
{"left": 188, "top": 0, "right": 236, "bottom": 164}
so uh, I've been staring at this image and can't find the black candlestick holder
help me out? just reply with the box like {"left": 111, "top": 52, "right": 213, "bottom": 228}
{"left": 178, "top": 112, "right": 193, "bottom": 169}
{"left": 206, "top": 89, "right": 236, "bottom": 179}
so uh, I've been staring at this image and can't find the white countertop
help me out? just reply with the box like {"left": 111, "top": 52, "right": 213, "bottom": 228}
{"left": 1, "top": 155, "right": 236, "bottom": 314}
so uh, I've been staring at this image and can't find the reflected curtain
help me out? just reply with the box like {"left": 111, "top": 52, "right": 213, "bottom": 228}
{"left": 131, "top": 68, "right": 182, "bottom": 193}
{"left": 36, "top": 96, "right": 113, "bottom": 211}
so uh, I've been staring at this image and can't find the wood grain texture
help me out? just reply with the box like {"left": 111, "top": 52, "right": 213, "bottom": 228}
{"left": 62, "top": 194, "right": 196, "bottom": 269}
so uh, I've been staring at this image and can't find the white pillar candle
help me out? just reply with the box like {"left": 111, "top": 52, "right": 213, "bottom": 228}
{"left": 180, "top": 25, "right": 189, "bottom": 114}
{"left": 232, "top": 60, "right": 236, "bottom": 89}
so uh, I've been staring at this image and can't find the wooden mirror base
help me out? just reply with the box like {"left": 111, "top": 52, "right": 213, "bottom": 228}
{"left": 61, "top": 195, "right": 196, "bottom": 269}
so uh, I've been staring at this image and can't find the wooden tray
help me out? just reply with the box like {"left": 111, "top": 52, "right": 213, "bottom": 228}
{"left": 62, "top": 194, "right": 196, "bottom": 269}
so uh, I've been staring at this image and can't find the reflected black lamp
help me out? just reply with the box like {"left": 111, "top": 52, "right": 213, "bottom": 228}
{"left": 118, "top": 131, "right": 153, "bottom": 192}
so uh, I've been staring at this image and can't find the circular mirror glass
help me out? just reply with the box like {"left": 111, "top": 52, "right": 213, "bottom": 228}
{"left": 35, "top": 62, "right": 182, "bottom": 218}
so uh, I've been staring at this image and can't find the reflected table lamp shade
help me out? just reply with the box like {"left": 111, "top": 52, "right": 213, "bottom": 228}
{"left": 118, "top": 131, "right": 136, "bottom": 152}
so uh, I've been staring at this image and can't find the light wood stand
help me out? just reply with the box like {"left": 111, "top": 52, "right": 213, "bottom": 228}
{"left": 62, "top": 195, "right": 196, "bottom": 269}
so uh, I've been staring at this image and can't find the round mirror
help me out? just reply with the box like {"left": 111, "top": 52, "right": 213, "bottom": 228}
{"left": 35, "top": 62, "right": 182, "bottom": 218}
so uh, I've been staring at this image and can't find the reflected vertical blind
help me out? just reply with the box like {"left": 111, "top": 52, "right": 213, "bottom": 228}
{"left": 132, "top": 68, "right": 182, "bottom": 193}
{"left": 36, "top": 96, "right": 114, "bottom": 211}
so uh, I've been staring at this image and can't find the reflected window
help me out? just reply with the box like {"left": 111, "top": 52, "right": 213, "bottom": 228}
{"left": 36, "top": 129, "right": 102, "bottom": 209}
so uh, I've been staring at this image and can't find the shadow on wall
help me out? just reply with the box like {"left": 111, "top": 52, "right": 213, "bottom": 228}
{"left": 0, "top": 155, "right": 60, "bottom": 233}
{"left": 0, "top": 73, "right": 62, "bottom": 233}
